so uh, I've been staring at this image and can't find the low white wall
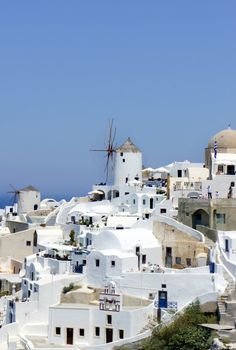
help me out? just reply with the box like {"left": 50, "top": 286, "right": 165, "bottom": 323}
{"left": 218, "top": 237, "right": 236, "bottom": 281}
{"left": 0, "top": 322, "right": 19, "bottom": 349}
{"left": 20, "top": 323, "right": 48, "bottom": 337}
{"left": 114, "top": 270, "right": 226, "bottom": 310}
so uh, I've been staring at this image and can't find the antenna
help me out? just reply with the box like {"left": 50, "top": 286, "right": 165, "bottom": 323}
{"left": 90, "top": 119, "right": 117, "bottom": 182}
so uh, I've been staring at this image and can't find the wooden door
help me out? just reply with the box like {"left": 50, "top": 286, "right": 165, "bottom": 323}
{"left": 106, "top": 328, "right": 113, "bottom": 343}
{"left": 67, "top": 328, "right": 73, "bottom": 345}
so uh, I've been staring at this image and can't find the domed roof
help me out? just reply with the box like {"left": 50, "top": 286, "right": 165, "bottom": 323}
{"left": 208, "top": 128, "right": 236, "bottom": 149}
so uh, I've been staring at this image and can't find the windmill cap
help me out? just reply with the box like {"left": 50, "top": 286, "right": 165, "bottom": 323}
{"left": 20, "top": 185, "right": 40, "bottom": 192}
{"left": 116, "top": 137, "right": 141, "bottom": 153}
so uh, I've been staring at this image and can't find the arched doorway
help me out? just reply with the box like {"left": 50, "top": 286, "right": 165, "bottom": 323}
{"left": 93, "top": 190, "right": 105, "bottom": 201}
{"left": 192, "top": 209, "right": 209, "bottom": 229}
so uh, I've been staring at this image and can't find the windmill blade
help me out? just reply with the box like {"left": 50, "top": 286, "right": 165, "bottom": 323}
{"left": 90, "top": 119, "right": 117, "bottom": 183}
{"left": 108, "top": 119, "right": 113, "bottom": 145}
{"left": 90, "top": 149, "right": 108, "bottom": 152}
{"left": 10, "top": 184, "right": 16, "bottom": 191}
{"left": 106, "top": 118, "right": 113, "bottom": 149}
{"left": 111, "top": 127, "right": 116, "bottom": 147}
{"left": 10, "top": 192, "right": 18, "bottom": 207}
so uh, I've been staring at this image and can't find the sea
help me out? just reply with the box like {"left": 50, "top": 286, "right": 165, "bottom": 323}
{"left": 0, "top": 193, "right": 77, "bottom": 209}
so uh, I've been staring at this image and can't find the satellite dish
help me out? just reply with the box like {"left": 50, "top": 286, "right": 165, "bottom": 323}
{"left": 19, "top": 268, "right": 26, "bottom": 278}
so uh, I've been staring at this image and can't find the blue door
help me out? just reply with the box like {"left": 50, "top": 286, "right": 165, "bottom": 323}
{"left": 158, "top": 290, "right": 168, "bottom": 308}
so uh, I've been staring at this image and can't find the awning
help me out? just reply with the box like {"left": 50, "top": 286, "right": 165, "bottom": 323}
{"left": 142, "top": 167, "right": 154, "bottom": 172}
{"left": 154, "top": 167, "right": 169, "bottom": 173}
{"left": 88, "top": 190, "right": 104, "bottom": 195}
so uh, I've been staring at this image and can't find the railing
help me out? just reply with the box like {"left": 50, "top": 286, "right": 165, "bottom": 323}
{"left": 154, "top": 300, "right": 178, "bottom": 311}
{"left": 18, "top": 334, "right": 34, "bottom": 350}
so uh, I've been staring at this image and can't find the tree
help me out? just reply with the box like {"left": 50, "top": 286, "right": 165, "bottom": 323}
{"left": 69, "top": 230, "right": 75, "bottom": 245}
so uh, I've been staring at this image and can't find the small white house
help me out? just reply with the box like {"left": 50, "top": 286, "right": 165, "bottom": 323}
{"left": 86, "top": 227, "right": 162, "bottom": 286}
{"left": 48, "top": 282, "right": 153, "bottom": 347}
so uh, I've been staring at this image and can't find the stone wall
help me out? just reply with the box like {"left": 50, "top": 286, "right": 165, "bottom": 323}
{"left": 153, "top": 221, "right": 207, "bottom": 268}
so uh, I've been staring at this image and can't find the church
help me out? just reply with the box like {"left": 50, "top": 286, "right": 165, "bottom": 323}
{"left": 178, "top": 127, "right": 236, "bottom": 231}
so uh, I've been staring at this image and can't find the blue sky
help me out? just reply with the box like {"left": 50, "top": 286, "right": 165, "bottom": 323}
{"left": 0, "top": 1, "right": 236, "bottom": 201}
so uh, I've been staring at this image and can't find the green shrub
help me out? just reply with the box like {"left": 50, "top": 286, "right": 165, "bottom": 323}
{"left": 143, "top": 301, "right": 216, "bottom": 350}
{"left": 62, "top": 283, "right": 74, "bottom": 294}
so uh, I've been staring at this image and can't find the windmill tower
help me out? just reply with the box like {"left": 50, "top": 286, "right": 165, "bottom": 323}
{"left": 114, "top": 138, "right": 142, "bottom": 186}
{"left": 8, "top": 185, "right": 40, "bottom": 214}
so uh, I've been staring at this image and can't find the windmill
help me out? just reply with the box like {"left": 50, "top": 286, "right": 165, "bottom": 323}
{"left": 7, "top": 184, "right": 20, "bottom": 207}
{"left": 90, "top": 119, "right": 117, "bottom": 183}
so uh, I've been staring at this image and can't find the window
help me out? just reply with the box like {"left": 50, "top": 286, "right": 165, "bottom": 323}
{"left": 177, "top": 170, "right": 182, "bottom": 178}
{"left": 123, "top": 159, "right": 125, "bottom": 163}
{"left": 26, "top": 241, "right": 31, "bottom": 246}
{"left": 216, "top": 213, "right": 226, "bottom": 224}
{"left": 125, "top": 192, "right": 129, "bottom": 195}
{"left": 111, "top": 260, "right": 115, "bottom": 267}
{"left": 186, "top": 258, "right": 191, "bottom": 266}
{"left": 133, "top": 199, "right": 136, "bottom": 204}
{"left": 231, "top": 182, "right": 235, "bottom": 187}
{"left": 55, "top": 327, "right": 61, "bottom": 335}
{"left": 125, "top": 177, "right": 128, "bottom": 183}
{"left": 143, "top": 199, "right": 146, "bottom": 205}
{"left": 160, "top": 208, "right": 166, "bottom": 214}
{"left": 161, "top": 284, "right": 166, "bottom": 288}
{"left": 79, "top": 328, "right": 85, "bottom": 337}
{"left": 107, "top": 315, "right": 112, "bottom": 324}
{"left": 95, "top": 259, "right": 100, "bottom": 267}
{"left": 119, "top": 330, "right": 124, "bottom": 339}
{"left": 82, "top": 260, "right": 86, "bottom": 266}
{"left": 120, "top": 152, "right": 123, "bottom": 156}
{"left": 175, "top": 257, "right": 181, "bottom": 264}
{"left": 150, "top": 198, "right": 154, "bottom": 209}
{"left": 33, "top": 231, "right": 37, "bottom": 247}
{"left": 95, "top": 327, "right": 100, "bottom": 337}
{"left": 149, "top": 292, "right": 155, "bottom": 299}
{"left": 218, "top": 165, "right": 224, "bottom": 173}
{"left": 142, "top": 254, "right": 146, "bottom": 264}
{"left": 225, "top": 239, "right": 229, "bottom": 252}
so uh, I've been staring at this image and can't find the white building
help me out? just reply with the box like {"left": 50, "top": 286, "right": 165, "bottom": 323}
{"left": 48, "top": 281, "right": 153, "bottom": 348}
{"left": 86, "top": 226, "right": 162, "bottom": 286}
{"left": 17, "top": 186, "right": 41, "bottom": 214}
{"left": 202, "top": 128, "right": 236, "bottom": 199}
